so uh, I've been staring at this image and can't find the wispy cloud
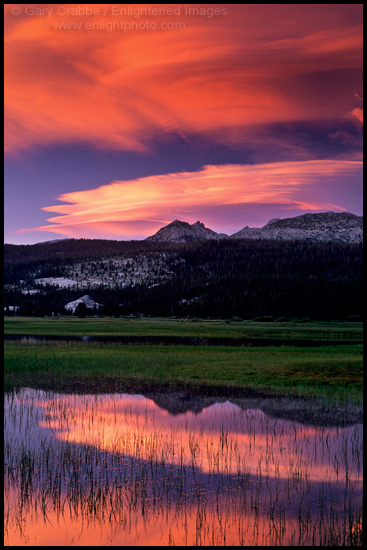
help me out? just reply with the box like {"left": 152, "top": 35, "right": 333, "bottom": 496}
{"left": 4, "top": 4, "right": 363, "bottom": 154}
{"left": 19, "top": 159, "right": 360, "bottom": 238}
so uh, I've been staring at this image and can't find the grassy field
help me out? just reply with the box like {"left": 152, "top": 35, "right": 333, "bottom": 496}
{"left": 4, "top": 339, "right": 363, "bottom": 401}
{"left": 4, "top": 316, "right": 363, "bottom": 342}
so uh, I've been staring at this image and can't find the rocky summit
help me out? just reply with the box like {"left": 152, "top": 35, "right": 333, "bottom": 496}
{"left": 146, "top": 220, "right": 228, "bottom": 243}
{"left": 231, "top": 212, "right": 363, "bottom": 243}
{"left": 146, "top": 212, "right": 362, "bottom": 244}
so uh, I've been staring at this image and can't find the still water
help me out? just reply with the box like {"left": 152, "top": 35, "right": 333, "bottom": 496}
{"left": 4, "top": 389, "right": 363, "bottom": 546}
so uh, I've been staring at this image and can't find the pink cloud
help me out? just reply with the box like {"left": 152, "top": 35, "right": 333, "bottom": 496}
{"left": 350, "top": 107, "right": 363, "bottom": 125}
{"left": 4, "top": 4, "right": 363, "bottom": 154}
{"left": 19, "top": 159, "right": 361, "bottom": 239}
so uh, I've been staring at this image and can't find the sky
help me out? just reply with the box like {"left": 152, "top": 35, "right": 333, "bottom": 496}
{"left": 4, "top": 3, "right": 363, "bottom": 244}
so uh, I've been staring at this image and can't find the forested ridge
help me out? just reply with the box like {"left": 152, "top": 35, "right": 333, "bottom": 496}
{"left": 4, "top": 238, "right": 363, "bottom": 320}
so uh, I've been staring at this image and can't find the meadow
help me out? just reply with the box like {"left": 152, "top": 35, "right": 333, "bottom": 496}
{"left": 4, "top": 316, "right": 363, "bottom": 341}
{"left": 4, "top": 317, "right": 363, "bottom": 402}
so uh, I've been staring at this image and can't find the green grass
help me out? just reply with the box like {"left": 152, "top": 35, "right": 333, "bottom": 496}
{"left": 4, "top": 316, "right": 363, "bottom": 342}
{"left": 4, "top": 341, "right": 363, "bottom": 402}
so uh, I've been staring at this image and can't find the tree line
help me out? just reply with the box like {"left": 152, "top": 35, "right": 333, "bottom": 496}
{"left": 4, "top": 238, "right": 363, "bottom": 320}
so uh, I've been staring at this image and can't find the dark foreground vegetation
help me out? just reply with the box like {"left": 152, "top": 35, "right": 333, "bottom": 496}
{"left": 4, "top": 238, "right": 363, "bottom": 319}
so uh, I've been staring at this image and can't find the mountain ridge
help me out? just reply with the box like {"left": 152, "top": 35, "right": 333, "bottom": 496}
{"left": 147, "top": 212, "right": 363, "bottom": 243}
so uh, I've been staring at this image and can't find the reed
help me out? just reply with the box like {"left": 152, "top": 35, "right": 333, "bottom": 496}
{"left": 4, "top": 388, "right": 363, "bottom": 546}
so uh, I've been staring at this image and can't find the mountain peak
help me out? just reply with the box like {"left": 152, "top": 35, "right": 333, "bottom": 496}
{"left": 146, "top": 212, "right": 362, "bottom": 244}
{"left": 167, "top": 219, "right": 190, "bottom": 228}
{"left": 193, "top": 221, "right": 206, "bottom": 228}
{"left": 146, "top": 220, "right": 227, "bottom": 242}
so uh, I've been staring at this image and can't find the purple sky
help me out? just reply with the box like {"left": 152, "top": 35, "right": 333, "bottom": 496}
{"left": 4, "top": 4, "right": 363, "bottom": 244}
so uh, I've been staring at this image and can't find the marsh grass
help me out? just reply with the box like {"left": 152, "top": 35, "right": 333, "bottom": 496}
{"left": 4, "top": 341, "right": 363, "bottom": 402}
{"left": 4, "top": 317, "right": 363, "bottom": 342}
{"left": 4, "top": 389, "right": 363, "bottom": 546}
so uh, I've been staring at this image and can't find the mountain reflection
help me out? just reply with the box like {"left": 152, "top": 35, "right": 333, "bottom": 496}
{"left": 4, "top": 389, "right": 363, "bottom": 546}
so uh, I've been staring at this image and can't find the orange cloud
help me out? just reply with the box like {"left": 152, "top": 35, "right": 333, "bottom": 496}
{"left": 19, "top": 160, "right": 360, "bottom": 238}
{"left": 4, "top": 4, "right": 363, "bottom": 154}
{"left": 350, "top": 107, "right": 363, "bottom": 125}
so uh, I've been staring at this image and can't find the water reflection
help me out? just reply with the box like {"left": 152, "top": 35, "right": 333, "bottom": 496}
{"left": 4, "top": 389, "right": 363, "bottom": 546}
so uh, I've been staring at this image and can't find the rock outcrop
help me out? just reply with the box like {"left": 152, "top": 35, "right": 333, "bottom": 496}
{"left": 231, "top": 212, "right": 363, "bottom": 243}
{"left": 146, "top": 212, "right": 363, "bottom": 243}
{"left": 146, "top": 220, "right": 228, "bottom": 242}
{"left": 64, "top": 295, "right": 102, "bottom": 314}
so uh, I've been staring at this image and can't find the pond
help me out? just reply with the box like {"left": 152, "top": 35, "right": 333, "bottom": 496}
{"left": 4, "top": 389, "right": 363, "bottom": 546}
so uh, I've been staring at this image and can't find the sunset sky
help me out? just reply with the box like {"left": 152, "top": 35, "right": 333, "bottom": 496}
{"left": 4, "top": 3, "right": 363, "bottom": 244}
